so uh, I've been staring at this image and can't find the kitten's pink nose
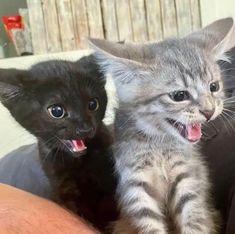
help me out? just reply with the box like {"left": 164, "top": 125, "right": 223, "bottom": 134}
{"left": 200, "top": 109, "right": 215, "bottom": 121}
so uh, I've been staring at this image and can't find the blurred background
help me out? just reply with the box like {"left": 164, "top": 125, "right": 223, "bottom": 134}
{"left": 0, "top": 0, "right": 235, "bottom": 59}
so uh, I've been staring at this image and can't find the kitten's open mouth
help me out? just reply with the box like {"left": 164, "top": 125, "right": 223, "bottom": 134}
{"left": 62, "top": 139, "right": 87, "bottom": 156}
{"left": 166, "top": 118, "right": 202, "bottom": 143}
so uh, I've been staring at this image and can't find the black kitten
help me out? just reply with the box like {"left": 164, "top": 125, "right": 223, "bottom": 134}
{"left": 0, "top": 55, "right": 118, "bottom": 231}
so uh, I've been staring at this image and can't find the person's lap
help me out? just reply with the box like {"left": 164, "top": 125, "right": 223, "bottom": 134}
{"left": 0, "top": 183, "right": 98, "bottom": 234}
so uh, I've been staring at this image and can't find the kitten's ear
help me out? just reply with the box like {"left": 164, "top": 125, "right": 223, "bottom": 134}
{"left": 89, "top": 38, "right": 151, "bottom": 102}
{"left": 186, "top": 17, "right": 235, "bottom": 61}
{"left": 89, "top": 38, "right": 146, "bottom": 76}
{"left": 0, "top": 68, "right": 29, "bottom": 104}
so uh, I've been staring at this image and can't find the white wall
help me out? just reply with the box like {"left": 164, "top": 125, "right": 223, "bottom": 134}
{"left": 200, "top": 0, "right": 235, "bottom": 26}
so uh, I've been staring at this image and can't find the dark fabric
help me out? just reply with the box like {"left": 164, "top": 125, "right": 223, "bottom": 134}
{"left": 226, "top": 184, "right": 235, "bottom": 234}
{"left": 0, "top": 143, "right": 52, "bottom": 199}
{"left": 202, "top": 120, "right": 235, "bottom": 234}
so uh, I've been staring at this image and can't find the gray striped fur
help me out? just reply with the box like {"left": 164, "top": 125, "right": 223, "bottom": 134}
{"left": 90, "top": 18, "right": 235, "bottom": 234}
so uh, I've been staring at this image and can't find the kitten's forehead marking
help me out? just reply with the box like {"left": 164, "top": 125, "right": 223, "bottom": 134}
{"left": 156, "top": 43, "right": 208, "bottom": 88}
{"left": 136, "top": 93, "right": 166, "bottom": 106}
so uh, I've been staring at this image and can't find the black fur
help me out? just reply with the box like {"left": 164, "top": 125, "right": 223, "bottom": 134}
{"left": 0, "top": 55, "right": 118, "bottom": 231}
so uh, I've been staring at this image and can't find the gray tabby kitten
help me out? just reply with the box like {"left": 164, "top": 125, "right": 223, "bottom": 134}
{"left": 90, "top": 18, "right": 235, "bottom": 234}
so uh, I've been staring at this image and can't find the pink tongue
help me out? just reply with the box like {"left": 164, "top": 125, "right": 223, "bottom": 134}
{"left": 186, "top": 123, "right": 202, "bottom": 142}
{"left": 72, "top": 140, "right": 87, "bottom": 152}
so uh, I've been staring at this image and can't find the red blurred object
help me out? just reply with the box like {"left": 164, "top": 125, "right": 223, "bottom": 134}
{"left": 2, "top": 15, "right": 24, "bottom": 41}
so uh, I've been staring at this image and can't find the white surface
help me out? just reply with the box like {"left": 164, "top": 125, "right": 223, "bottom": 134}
{"left": 0, "top": 50, "right": 117, "bottom": 157}
{"left": 200, "top": 0, "right": 235, "bottom": 26}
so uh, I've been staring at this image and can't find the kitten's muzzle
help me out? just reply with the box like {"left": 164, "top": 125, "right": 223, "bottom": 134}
{"left": 76, "top": 125, "right": 95, "bottom": 138}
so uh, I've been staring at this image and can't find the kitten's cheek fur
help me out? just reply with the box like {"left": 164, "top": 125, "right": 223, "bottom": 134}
{"left": 211, "top": 105, "right": 223, "bottom": 121}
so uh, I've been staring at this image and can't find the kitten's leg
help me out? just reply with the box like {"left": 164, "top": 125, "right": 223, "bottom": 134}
{"left": 169, "top": 167, "right": 217, "bottom": 234}
{"left": 114, "top": 167, "right": 167, "bottom": 234}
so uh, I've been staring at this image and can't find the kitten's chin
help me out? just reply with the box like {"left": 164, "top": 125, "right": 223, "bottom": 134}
{"left": 166, "top": 118, "right": 202, "bottom": 144}
{"left": 71, "top": 151, "right": 87, "bottom": 158}
{"left": 62, "top": 139, "right": 87, "bottom": 157}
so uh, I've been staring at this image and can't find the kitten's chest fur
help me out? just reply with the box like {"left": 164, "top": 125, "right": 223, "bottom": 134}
{"left": 116, "top": 136, "right": 206, "bottom": 202}
{"left": 149, "top": 148, "right": 201, "bottom": 199}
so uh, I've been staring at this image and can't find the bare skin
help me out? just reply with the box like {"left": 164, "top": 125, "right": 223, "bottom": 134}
{"left": 0, "top": 183, "right": 98, "bottom": 234}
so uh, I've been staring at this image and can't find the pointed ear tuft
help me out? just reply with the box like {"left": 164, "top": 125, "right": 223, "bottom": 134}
{"left": 89, "top": 38, "right": 129, "bottom": 58}
{"left": 186, "top": 17, "right": 235, "bottom": 61}
{"left": 89, "top": 38, "right": 151, "bottom": 102}
{"left": 89, "top": 38, "right": 148, "bottom": 78}
{"left": 89, "top": 38, "right": 147, "bottom": 82}
{"left": 0, "top": 68, "right": 28, "bottom": 104}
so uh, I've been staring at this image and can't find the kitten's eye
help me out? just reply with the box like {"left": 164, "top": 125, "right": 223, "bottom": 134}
{"left": 210, "top": 81, "right": 220, "bottom": 92}
{"left": 88, "top": 98, "right": 99, "bottom": 111}
{"left": 48, "top": 104, "right": 65, "bottom": 119}
{"left": 170, "top": 91, "right": 190, "bottom": 102}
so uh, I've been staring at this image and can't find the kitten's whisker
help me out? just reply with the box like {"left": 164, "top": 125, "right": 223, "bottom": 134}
{"left": 224, "top": 95, "right": 235, "bottom": 100}
{"left": 222, "top": 111, "right": 235, "bottom": 123}
{"left": 41, "top": 136, "right": 57, "bottom": 147}
{"left": 222, "top": 109, "right": 235, "bottom": 117}
{"left": 41, "top": 151, "right": 51, "bottom": 163}
{"left": 3, "top": 91, "right": 22, "bottom": 101}
{"left": 222, "top": 73, "right": 235, "bottom": 77}
{"left": 202, "top": 120, "right": 218, "bottom": 133}
{"left": 118, "top": 113, "right": 135, "bottom": 130}
{"left": 223, "top": 108, "right": 235, "bottom": 118}
{"left": 224, "top": 99, "right": 235, "bottom": 103}
{"left": 54, "top": 135, "right": 71, "bottom": 153}
{"left": 217, "top": 116, "right": 230, "bottom": 134}
{"left": 40, "top": 139, "right": 58, "bottom": 163}
{"left": 60, "top": 144, "right": 66, "bottom": 164}
{"left": 59, "top": 142, "right": 68, "bottom": 164}
{"left": 221, "top": 67, "right": 235, "bottom": 72}
{"left": 220, "top": 113, "right": 235, "bottom": 133}
{"left": 223, "top": 99, "right": 235, "bottom": 104}
{"left": 49, "top": 144, "right": 60, "bottom": 165}
{"left": 39, "top": 137, "right": 59, "bottom": 163}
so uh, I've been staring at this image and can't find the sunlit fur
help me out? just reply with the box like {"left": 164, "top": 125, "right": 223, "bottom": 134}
{"left": 90, "top": 18, "right": 235, "bottom": 234}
